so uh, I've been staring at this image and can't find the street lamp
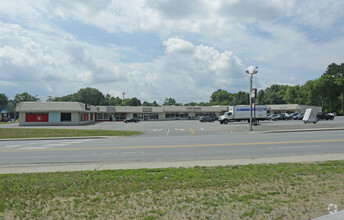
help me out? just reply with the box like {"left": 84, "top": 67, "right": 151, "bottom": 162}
{"left": 245, "top": 66, "right": 258, "bottom": 131}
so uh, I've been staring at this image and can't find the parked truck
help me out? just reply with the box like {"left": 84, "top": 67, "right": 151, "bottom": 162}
{"left": 218, "top": 105, "right": 267, "bottom": 124}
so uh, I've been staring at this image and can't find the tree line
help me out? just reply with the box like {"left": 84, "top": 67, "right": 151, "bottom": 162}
{"left": 1, "top": 63, "right": 343, "bottom": 115}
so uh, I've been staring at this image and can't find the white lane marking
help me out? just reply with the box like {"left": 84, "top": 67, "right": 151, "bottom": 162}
{"left": 92, "top": 152, "right": 144, "bottom": 155}
{"left": 18, "top": 147, "right": 50, "bottom": 150}
{"left": 200, "top": 128, "right": 204, "bottom": 131}
{"left": 167, "top": 128, "right": 170, "bottom": 136}
{"left": 61, "top": 139, "right": 96, "bottom": 144}
{"left": 42, "top": 143, "right": 68, "bottom": 147}
{"left": 175, "top": 128, "right": 184, "bottom": 131}
{"left": 278, "top": 145, "right": 321, "bottom": 149}
{"left": 153, "top": 129, "right": 163, "bottom": 132}
{"left": 4, "top": 145, "right": 21, "bottom": 148}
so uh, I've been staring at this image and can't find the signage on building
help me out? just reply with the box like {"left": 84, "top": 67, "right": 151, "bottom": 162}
{"left": 143, "top": 107, "right": 152, "bottom": 112}
{"left": 85, "top": 104, "right": 91, "bottom": 110}
{"left": 107, "top": 106, "right": 116, "bottom": 112}
{"left": 186, "top": 107, "right": 202, "bottom": 111}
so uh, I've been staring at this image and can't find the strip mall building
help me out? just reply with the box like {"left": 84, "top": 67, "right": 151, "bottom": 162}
{"left": 16, "top": 102, "right": 321, "bottom": 126}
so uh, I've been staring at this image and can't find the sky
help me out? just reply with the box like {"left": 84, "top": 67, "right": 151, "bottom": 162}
{"left": 1, "top": 0, "right": 344, "bottom": 104}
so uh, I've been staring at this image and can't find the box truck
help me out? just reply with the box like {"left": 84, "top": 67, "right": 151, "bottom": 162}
{"left": 218, "top": 105, "right": 267, "bottom": 124}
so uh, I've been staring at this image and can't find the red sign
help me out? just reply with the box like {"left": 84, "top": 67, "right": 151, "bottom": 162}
{"left": 26, "top": 113, "right": 49, "bottom": 122}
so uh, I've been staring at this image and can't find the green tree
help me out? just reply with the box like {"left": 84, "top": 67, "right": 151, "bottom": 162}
{"left": 14, "top": 92, "right": 40, "bottom": 103}
{"left": 54, "top": 93, "right": 78, "bottom": 102}
{"left": 54, "top": 87, "right": 106, "bottom": 105}
{"left": 142, "top": 101, "right": 153, "bottom": 106}
{"left": 142, "top": 100, "right": 160, "bottom": 106}
{"left": 76, "top": 87, "right": 105, "bottom": 105}
{"left": 210, "top": 89, "right": 230, "bottom": 105}
{"left": 299, "top": 80, "right": 319, "bottom": 106}
{"left": 283, "top": 85, "right": 301, "bottom": 104}
{"left": 104, "top": 94, "right": 122, "bottom": 106}
{"left": 322, "top": 63, "right": 344, "bottom": 114}
{"left": 122, "top": 97, "right": 141, "bottom": 106}
{"left": 184, "top": 102, "right": 199, "bottom": 106}
{"left": 257, "top": 90, "right": 265, "bottom": 105}
{"left": 0, "top": 93, "right": 9, "bottom": 112}
{"left": 6, "top": 100, "right": 16, "bottom": 113}
{"left": 317, "top": 75, "right": 338, "bottom": 111}
{"left": 163, "top": 98, "right": 177, "bottom": 106}
{"left": 232, "top": 91, "right": 249, "bottom": 105}
{"left": 263, "top": 84, "right": 287, "bottom": 104}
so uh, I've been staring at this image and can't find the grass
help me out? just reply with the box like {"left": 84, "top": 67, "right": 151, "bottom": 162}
{"left": 1, "top": 161, "right": 343, "bottom": 219}
{"left": 0, "top": 128, "right": 141, "bottom": 139}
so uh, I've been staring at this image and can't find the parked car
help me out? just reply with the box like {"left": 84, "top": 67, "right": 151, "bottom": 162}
{"left": 316, "top": 112, "right": 335, "bottom": 120}
{"left": 296, "top": 113, "right": 304, "bottom": 120}
{"left": 289, "top": 113, "right": 299, "bottom": 119}
{"left": 267, "top": 114, "right": 278, "bottom": 120}
{"left": 124, "top": 117, "right": 140, "bottom": 123}
{"left": 199, "top": 116, "right": 216, "bottom": 122}
{"left": 280, "top": 113, "right": 292, "bottom": 120}
{"left": 292, "top": 113, "right": 302, "bottom": 120}
{"left": 271, "top": 114, "right": 288, "bottom": 121}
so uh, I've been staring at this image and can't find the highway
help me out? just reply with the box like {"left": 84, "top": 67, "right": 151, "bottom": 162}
{"left": 0, "top": 118, "right": 344, "bottom": 173}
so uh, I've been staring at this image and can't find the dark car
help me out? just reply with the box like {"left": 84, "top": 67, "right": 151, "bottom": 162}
{"left": 292, "top": 113, "right": 302, "bottom": 120}
{"left": 271, "top": 114, "right": 287, "bottom": 121}
{"left": 124, "top": 117, "right": 140, "bottom": 123}
{"left": 289, "top": 113, "right": 299, "bottom": 119}
{"left": 316, "top": 112, "right": 334, "bottom": 120}
{"left": 297, "top": 113, "right": 304, "bottom": 120}
{"left": 267, "top": 114, "right": 278, "bottom": 120}
{"left": 199, "top": 116, "right": 215, "bottom": 122}
{"left": 280, "top": 113, "right": 292, "bottom": 120}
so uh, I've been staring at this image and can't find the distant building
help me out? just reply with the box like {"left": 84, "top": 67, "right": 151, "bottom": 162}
{"left": 15, "top": 102, "right": 322, "bottom": 126}
{"left": 266, "top": 104, "right": 322, "bottom": 115}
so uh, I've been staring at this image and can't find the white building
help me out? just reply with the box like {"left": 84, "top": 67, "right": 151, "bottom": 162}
{"left": 16, "top": 102, "right": 97, "bottom": 126}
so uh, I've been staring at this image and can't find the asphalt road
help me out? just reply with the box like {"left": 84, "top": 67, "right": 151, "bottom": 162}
{"left": 0, "top": 117, "right": 344, "bottom": 173}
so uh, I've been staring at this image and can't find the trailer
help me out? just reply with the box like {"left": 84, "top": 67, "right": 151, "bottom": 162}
{"left": 218, "top": 105, "right": 267, "bottom": 124}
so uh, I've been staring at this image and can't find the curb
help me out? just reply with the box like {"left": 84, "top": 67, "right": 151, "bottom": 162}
{"left": 253, "top": 127, "right": 344, "bottom": 133}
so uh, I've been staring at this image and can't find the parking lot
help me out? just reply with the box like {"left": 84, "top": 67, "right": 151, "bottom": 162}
{"left": 3, "top": 116, "right": 343, "bottom": 137}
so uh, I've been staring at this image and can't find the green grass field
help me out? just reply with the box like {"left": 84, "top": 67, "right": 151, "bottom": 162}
{"left": 0, "top": 128, "right": 141, "bottom": 139}
{"left": 1, "top": 161, "right": 343, "bottom": 219}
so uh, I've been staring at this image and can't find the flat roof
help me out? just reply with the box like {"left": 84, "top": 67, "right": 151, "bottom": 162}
{"left": 16, "top": 102, "right": 97, "bottom": 113}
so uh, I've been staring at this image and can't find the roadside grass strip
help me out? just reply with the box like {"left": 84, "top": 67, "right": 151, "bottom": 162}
{"left": 1, "top": 161, "right": 344, "bottom": 219}
{"left": 0, "top": 128, "right": 141, "bottom": 139}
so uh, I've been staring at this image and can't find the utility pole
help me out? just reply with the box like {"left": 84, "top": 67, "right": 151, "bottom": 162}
{"left": 245, "top": 66, "right": 258, "bottom": 131}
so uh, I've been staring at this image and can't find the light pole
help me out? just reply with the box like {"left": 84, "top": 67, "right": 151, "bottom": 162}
{"left": 245, "top": 66, "right": 258, "bottom": 131}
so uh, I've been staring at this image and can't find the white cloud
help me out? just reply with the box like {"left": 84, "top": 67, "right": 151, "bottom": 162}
{"left": 1, "top": 0, "right": 344, "bottom": 102}
{"left": 133, "top": 38, "right": 246, "bottom": 102}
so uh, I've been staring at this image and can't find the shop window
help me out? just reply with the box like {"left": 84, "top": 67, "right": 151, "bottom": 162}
{"left": 61, "top": 113, "right": 72, "bottom": 122}
{"left": 115, "top": 113, "right": 126, "bottom": 120}
{"left": 97, "top": 113, "right": 104, "bottom": 120}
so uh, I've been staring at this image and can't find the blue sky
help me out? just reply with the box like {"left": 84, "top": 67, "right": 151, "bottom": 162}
{"left": 1, "top": 0, "right": 344, "bottom": 103}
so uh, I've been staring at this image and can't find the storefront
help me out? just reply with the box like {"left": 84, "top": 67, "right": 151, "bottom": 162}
{"left": 266, "top": 104, "right": 322, "bottom": 115}
{"left": 16, "top": 102, "right": 97, "bottom": 126}
{"left": 16, "top": 102, "right": 322, "bottom": 125}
